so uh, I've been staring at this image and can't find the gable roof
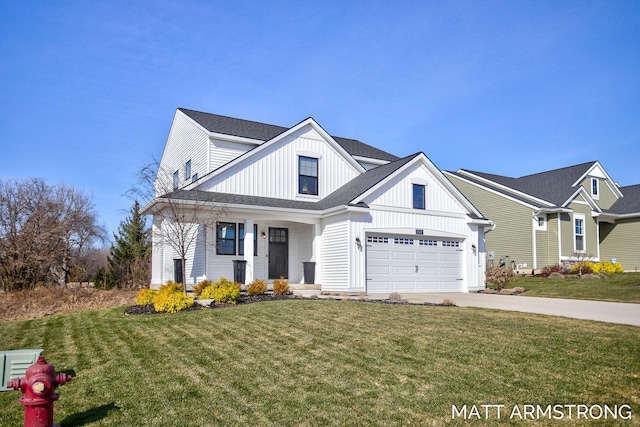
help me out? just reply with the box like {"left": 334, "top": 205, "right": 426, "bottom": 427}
{"left": 155, "top": 152, "right": 487, "bottom": 221}
{"left": 460, "top": 161, "right": 597, "bottom": 206}
{"left": 179, "top": 108, "right": 399, "bottom": 162}
{"left": 607, "top": 184, "right": 640, "bottom": 215}
{"left": 159, "top": 154, "right": 418, "bottom": 213}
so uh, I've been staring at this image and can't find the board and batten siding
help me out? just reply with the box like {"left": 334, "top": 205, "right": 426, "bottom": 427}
{"left": 600, "top": 218, "right": 640, "bottom": 271}
{"left": 201, "top": 126, "right": 360, "bottom": 201}
{"left": 158, "top": 110, "right": 209, "bottom": 192}
{"left": 367, "top": 163, "right": 469, "bottom": 215}
{"left": 447, "top": 175, "right": 534, "bottom": 268}
{"left": 321, "top": 218, "right": 350, "bottom": 291}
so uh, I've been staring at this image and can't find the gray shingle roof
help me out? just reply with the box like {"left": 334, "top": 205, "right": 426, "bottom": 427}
{"left": 161, "top": 153, "right": 420, "bottom": 211}
{"left": 179, "top": 108, "right": 399, "bottom": 162}
{"left": 607, "top": 184, "right": 640, "bottom": 215}
{"left": 458, "top": 161, "right": 597, "bottom": 206}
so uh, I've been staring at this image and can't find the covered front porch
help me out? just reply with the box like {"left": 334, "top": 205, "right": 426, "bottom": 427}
{"left": 188, "top": 213, "right": 323, "bottom": 289}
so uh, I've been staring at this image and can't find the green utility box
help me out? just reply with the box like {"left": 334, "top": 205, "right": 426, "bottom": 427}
{"left": 0, "top": 349, "right": 44, "bottom": 391}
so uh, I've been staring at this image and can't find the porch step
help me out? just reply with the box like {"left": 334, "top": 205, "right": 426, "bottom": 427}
{"left": 288, "top": 284, "right": 321, "bottom": 290}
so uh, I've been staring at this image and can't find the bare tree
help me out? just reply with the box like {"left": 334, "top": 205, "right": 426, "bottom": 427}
{"left": 0, "top": 178, "right": 106, "bottom": 291}
{"left": 130, "top": 160, "right": 227, "bottom": 293}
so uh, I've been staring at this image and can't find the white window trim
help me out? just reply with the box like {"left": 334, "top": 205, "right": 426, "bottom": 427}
{"left": 534, "top": 213, "right": 547, "bottom": 231}
{"left": 591, "top": 178, "right": 599, "bottom": 199}
{"left": 573, "top": 213, "right": 586, "bottom": 253}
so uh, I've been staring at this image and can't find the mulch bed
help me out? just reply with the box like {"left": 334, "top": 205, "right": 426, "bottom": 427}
{"left": 124, "top": 293, "right": 449, "bottom": 315}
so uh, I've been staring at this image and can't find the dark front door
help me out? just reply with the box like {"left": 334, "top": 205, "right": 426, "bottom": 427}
{"left": 268, "top": 227, "right": 288, "bottom": 279}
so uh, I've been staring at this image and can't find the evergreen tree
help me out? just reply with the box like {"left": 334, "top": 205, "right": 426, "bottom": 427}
{"left": 108, "top": 200, "right": 151, "bottom": 288}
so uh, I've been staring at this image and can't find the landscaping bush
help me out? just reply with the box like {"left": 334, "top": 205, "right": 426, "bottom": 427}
{"left": 247, "top": 279, "right": 268, "bottom": 296}
{"left": 135, "top": 288, "right": 157, "bottom": 305}
{"left": 200, "top": 277, "right": 241, "bottom": 303}
{"left": 593, "top": 261, "right": 624, "bottom": 275}
{"left": 540, "top": 264, "right": 568, "bottom": 277}
{"left": 153, "top": 281, "right": 194, "bottom": 313}
{"left": 570, "top": 262, "right": 596, "bottom": 275}
{"left": 485, "top": 266, "right": 515, "bottom": 291}
{"left": 273, "top": 277, "right": 289, "bottom": 295}
{"left": 193, "top": 279, "right": 214, "bottom": 296}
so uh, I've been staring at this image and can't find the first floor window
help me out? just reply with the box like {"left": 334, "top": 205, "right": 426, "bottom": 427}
{"left": 216, "top": 222, "right": 237, "bottom": 255}
{"left": 413, "top": 184, "right": 425, "bottom": 209}
{"left": 299, "top": 156, "right": 318, "bottom": 195}
{"left": 173, "top": 259, "right": 183, "bottom": 283}
{"left": 575, "top": 216, "right": 585, "bottom": 252}
{"left": 217, "top": 222, "right": 258, "bottom": 256}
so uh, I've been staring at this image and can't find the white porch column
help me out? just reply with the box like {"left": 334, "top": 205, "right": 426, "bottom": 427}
{"left": 312, "top": 223, "right": 322, "bottom": 284}
{"left": 244, "top": 219, "right": 255, "bottom": 284}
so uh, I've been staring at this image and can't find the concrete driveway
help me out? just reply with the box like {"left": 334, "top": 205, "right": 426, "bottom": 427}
{"left": 366, "top": 292, "right": 640, "bottom": 327}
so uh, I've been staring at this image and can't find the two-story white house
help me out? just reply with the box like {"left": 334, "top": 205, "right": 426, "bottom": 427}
{"left": 143, "top": 108, "right": 491, "bottom": 294}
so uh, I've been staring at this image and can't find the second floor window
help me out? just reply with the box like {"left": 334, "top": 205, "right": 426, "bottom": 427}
{"left": 413, "top": 184, "right": 425, "bottom": 209}
{"left": 185, "top": 160, "right": 191, "bottom": 180}
{"left": 591, "top": 178, "right": 599, "bottom": 198}
{"left": 173, "top": 170, "right": 179, "bottom": 190}
{"left": 299, "top": 156, "right": 318, "bottom": 195}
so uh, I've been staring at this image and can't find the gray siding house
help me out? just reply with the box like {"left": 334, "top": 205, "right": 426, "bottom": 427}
{"left": 444, "top": 162, "right": 640, "bottom": 273}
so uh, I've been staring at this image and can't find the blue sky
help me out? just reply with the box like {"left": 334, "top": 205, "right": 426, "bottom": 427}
{"left": 2, "top": 0, "right": 639, "bottom": 238}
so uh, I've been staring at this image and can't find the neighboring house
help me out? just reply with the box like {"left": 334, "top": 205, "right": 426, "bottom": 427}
{"left": 143, "top": 108, "right": 492, "bottom": 294}
{"left": 444, "top": 162, "right": 640, "bottom": 273}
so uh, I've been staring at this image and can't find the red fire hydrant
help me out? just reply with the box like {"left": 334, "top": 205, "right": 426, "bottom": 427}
{"left": 6, "top": 355, "right": 72, "bottom": 427}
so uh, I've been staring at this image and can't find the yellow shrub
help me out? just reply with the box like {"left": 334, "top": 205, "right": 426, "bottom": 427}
{"left": 193, "top": 280, "right": 213, "bottom": 296}
{"left": 570, "top": 262, "right": 596, "bottom": 275}
{"left": 273, "top": 277, "right": 289, "bottom": 295}
{"left": 593, "top": 261, "right": 624, "bottom": 274}
{"left": 135, "top": 288, "right": 157, "bottom": 305}
{"left": 200, "top": 277, "right": 241, "bottom": 303}
{"left": 247, "top": 279, "right": 267, "bottom": 296}
{"left": 153, "top": 281, "right": 194, "bottom": 313}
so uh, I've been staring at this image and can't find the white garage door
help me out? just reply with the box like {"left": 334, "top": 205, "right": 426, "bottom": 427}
{"left": 366, "top": 234, "right": 463, "bottom": 293}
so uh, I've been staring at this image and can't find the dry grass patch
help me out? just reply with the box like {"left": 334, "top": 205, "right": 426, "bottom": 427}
{"left": 0, "top": 287, "right": 137, "bottom": 322}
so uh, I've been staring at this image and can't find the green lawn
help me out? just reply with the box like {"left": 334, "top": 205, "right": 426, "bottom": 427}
{"left": 1, "top": 301, "right": 639, "bottom": 426}
{"left": 512, "top": 272, "right": 640, "bottom": 303}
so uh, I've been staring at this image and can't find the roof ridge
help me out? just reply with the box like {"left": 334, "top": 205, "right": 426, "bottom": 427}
{"left": 178, "top": 107, "right": 288, "bottom": 132}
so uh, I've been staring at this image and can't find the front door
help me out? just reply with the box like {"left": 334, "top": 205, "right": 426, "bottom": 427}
{"left": 268, "top": 227, "right": 288, "bottom": 279}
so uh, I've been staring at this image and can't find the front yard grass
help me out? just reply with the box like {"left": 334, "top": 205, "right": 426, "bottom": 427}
{"left": 512, "top": 272, "right": 640, "bottom": 303}
{"left": 1, "top": 300, "right": 639, "bottom": 426}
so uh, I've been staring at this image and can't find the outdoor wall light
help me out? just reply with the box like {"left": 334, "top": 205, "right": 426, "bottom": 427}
{"left": 355, "top": 237, "right": 361, "bottom": 245}
{"left": 261, "top": 231, "right": 266, "bottom": 239}
{"left": 471, "top": 244, "right": 477, "bottom": 254}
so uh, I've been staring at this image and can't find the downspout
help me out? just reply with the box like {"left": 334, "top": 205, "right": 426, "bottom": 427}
{"left": 532, "top": 211, "right": 538, "bottom": 272}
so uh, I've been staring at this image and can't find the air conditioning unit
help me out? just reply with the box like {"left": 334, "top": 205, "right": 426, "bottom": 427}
{"left": 0, "top": 349, "right": 44, "bottom": 392}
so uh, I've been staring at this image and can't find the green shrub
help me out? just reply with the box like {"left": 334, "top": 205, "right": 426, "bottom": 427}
{"left": 153, "top": 281, "right": 194, "bottom": 313}
{"left": 593, "top": 261, "right": 624, "bottom": 275}
{"left": 193, "top": 279, "right": 214, "bottom": 296}
{"left": 200, "top": 277, "right": 241, "bottom": 304}
{"left": 570, "top": 262, "right": 596, "bottom": 275}
{"left": 247, "top": 279, "right": 268, "bottom": 296}
{"left": 273, "top": 277, "right": 289, "bottom": 295}
{"left": 135, "top": 288, "right": 157, "bottom": 305}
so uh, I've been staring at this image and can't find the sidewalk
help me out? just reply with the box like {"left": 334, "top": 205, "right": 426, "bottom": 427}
{"left": 364, "top": 292, "right": 640, "bottom": 327}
